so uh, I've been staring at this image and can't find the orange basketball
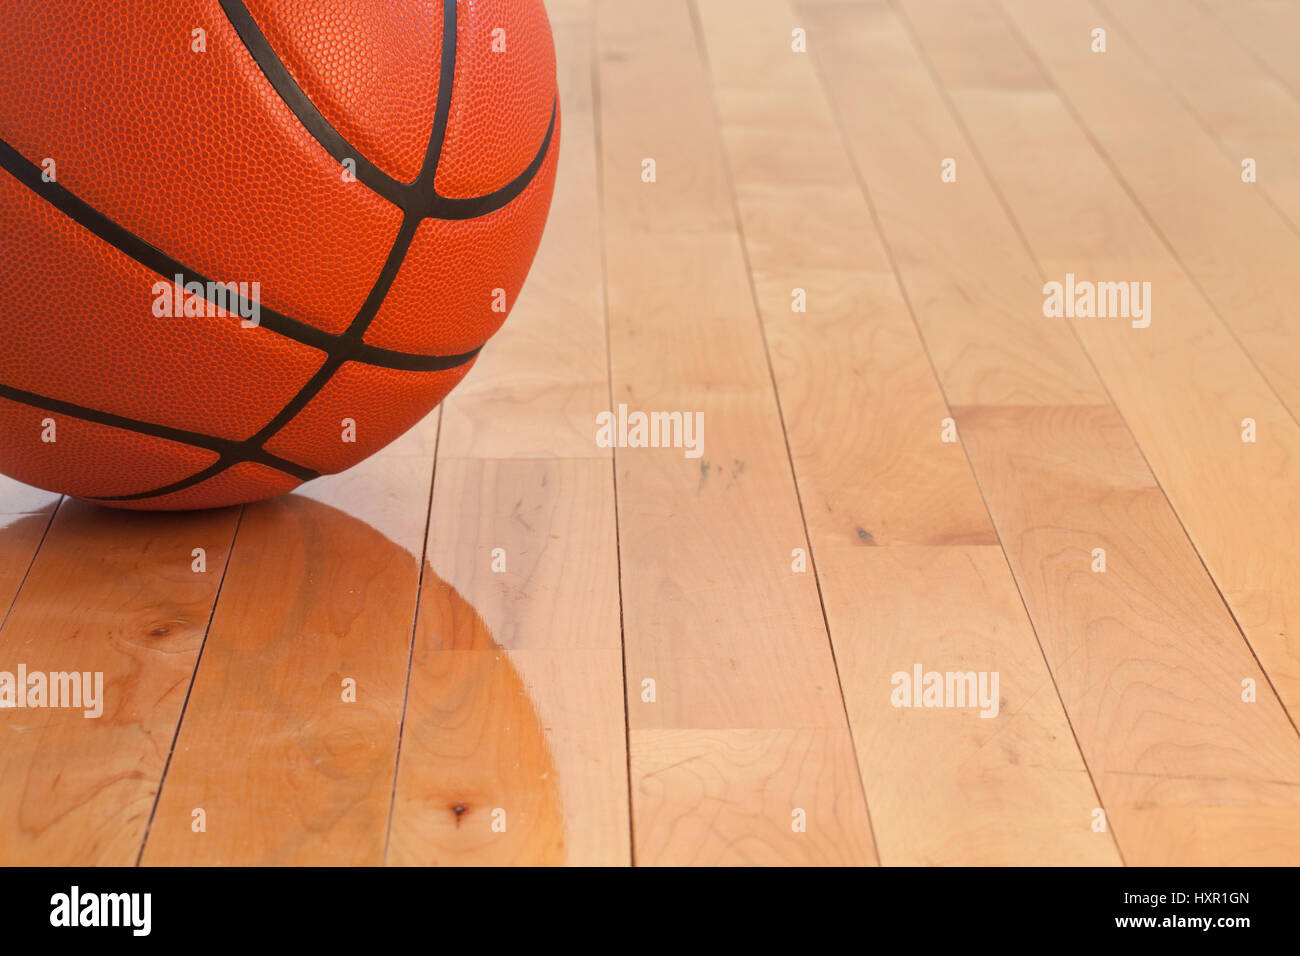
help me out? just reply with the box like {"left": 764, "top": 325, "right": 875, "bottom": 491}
{"left": 0, "top": 0, "right": 559, "bottom": 509}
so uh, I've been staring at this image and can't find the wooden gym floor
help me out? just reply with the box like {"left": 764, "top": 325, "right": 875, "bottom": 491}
{"left": 3, "top": 0, "right": 1300, "bottom": 866}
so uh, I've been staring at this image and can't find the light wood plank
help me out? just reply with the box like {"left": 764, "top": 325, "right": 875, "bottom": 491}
{"left": 0, "top": 479, "right": 59, "bottom": 624}
{"left": 1099, "top": 0, "right": 1300, "bottom": 236}
{"left": 598, "top": 0, "right": 876, "bottom": 864}
{"left": 436, "top": 18, "right": 611, "bottom": 461}
{"left": 389, "top": 458, "right": 626, "bottom": 865}
{"left": 823, "top": 545, "right": 1118, "bottom": 864}
{"left": 389, "top": 18, "right": 631, "bottom": 865}
{"left": 807, "top": 0, "right": 1300, "bottom": 862}
{"left": 1198, "top": 0, "right": 1300, "bottom": 103}
{"left": 0, "top": 500, "right": 238, "bottom": 864}
{"left": 996, "top": 0, "right": 1300, "bottom": 423}
{"left": 698, "top": 0, "right": 1114, "bottom": 864}
{"left": 897, "top": 0, "right": 1300, "bottom": 737}
{"left": 632, "top": 727, "right": 867, "bottom": 865}
{"left": 544, "top": 0, "right": 596, "bottom": 25}
{"left": 954, "top": 404, "right": 1300, "bottom": 864}
{"left": 140, "top": 417, "right": 437, "bottom": 865}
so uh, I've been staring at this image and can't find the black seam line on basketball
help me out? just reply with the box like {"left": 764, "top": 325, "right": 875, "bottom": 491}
{"left": 218, "top": 0, "right": 424, "bottom": 202}
{"left": 0, "top": 138, "right": 477, "bottom": 373}
{"left": 219, "top": 0, "right": 555, "bottom": 221}
{"left": 427, "top": 103, "right": 556, "bottom": 220}
{"left": 0, "top": 383, "right": 319, "bottom": 482}
{"left": 244, "top": 214, "right": 427, "bottom": 448}
{"left": 209, "top": 2, "right": 457, "bottom": 491}
{"left": 88, "top": 458, "right": 237, "bottom": 502}
{"left": 423, "top": 0, "right": 460, "bottom": 187}
{"left": 349, "top": 214, "right": 422, "bottom": 338}
{"left": 78, "top": 5, "right": 462, "bottom": 505}
{"left": 357, "top": 341, "right": 478, "bottom": 371}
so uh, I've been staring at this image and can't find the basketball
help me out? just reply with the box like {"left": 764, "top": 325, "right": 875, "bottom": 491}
{"left": 0, "top": 0, "right": 560, "bottom": 509}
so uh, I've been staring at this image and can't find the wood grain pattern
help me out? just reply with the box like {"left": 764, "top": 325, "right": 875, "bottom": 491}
{"left": 889, "top": 0, "right": 1300, "bottom": 732}
{"left": 437, "top": 19, "right": 612, "bottom": 461}
{"left": 389, "top": 16, "right": 630, "bottom": 865}
{"left": 387, "top": 578, "right": 568, "bottom": 866}
{"left": 699, "top": 0, "right": 1112, "bottom": 865}
{"left": 140, "top": 417, "right": 437, "bottom": 865}
{"left": 389, "top": 458, "right": 628, "bottom": 865}
{"left": 809, "top": 0, "right": 1300, "bottom": 862}
{"left": 1197, "top": 0, "right": 1300, "bottom": 103}
{"left": 598, "top": 0, "right": 876, "bottom": 864}
{"left": 631, "top": 727, "right": 867, "bottom": 865}
{"left": 0, "top": 500, "right": 238, "bottom": 864}
{"left": 952, "top": 404, "right": 1300, "bottom": 863}
{"left": 821, "top": 545, "right": 1117, "bottom": 864}
{"left": 1100, "top": 0, "right": 1300, "bottom": 236}
{"left": 0, "top": 479, "right": 58, "bottom": 625}
{"left": 994, "top": 0, "right": 1300, "bottom": 424}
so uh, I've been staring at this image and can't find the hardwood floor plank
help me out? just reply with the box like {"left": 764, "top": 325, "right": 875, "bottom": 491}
{"left": 631, "top": 727, "right": 867, "bottom": 865}
{"left": 897, "top": 0, "right": 1300, "bottom": 743}
{"left": 953, "top": 404, "right": 1300, "bottom": 863}
{"left": 0, "top": 499, "right": 239, "bottom": 864}
{"left": 0, "top": 479, "right": 59, "bottom": 625}
{"left": 1197, "top": 0, "right": 1300, "bottom": 103}
{"left": 390, "top": 18, "right": 631, "bottom": 865}
{"left": 437, "top": 19, "right": 611, "bottom": 461}
{"left": 994, "top": 0, "right": 1300, "bottom": 423}
{"left": 140, "top": 417, "right": 437, "bottom": 865}
{"left": 1099, "top": 0, "right": 1300, "bottom": 237}
{"left": 822, "top": 545, "right": 1117, "bottom": 864}
{"left": 807, "top": 0, "right": 1300, "bottom": 862}
{"left": 389, "top": 458, "right": 626, "bottom": 865}
{"left": 698, "top": 0, "right": 1114, "bottom": 864}
{"left": 597, "top": 0, "right": 876, "bottom": 864}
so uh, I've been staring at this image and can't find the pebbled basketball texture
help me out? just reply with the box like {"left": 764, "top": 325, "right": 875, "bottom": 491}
{"left": 0, "top": 0, "right": 560, "bottom": 509}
